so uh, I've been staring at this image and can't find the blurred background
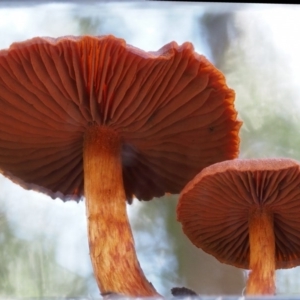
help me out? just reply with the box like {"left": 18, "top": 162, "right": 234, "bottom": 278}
{"left": 0, "top": 1, "right": 300, "bottom": 298}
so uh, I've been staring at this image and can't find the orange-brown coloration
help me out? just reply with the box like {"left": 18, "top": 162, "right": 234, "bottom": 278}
{"left": 0, "top": 35, "right": 242, "bottom": 296}
{"left": 0, "top": 35, "right": 241, "bottom": 203}
{"left": 177, "top": 158, "right": 300, "bottom": 296}
{"left": 83, "top": 126, "right": 158, "bottom": 297}
{"left": 247, "top": 210, "right": 275, "bottom": 295}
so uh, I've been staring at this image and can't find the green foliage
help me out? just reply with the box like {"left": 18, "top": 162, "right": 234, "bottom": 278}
{"left": 212, "top": 11, "right": 300, "bottom": 161}
{"left": 0, "top": 211, "right": 90, "bottom": 297}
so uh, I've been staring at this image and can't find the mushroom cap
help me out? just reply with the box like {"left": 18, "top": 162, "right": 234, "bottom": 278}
{"left": 0, "top": 35, "right": 241, "bottom": 202}
{"left": 177, "top": 158, "right": 300, "bottom": 269}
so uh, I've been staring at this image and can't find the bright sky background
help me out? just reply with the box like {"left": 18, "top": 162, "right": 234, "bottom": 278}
{"left": 1, "top": 1, "right": 300, "bottom": 296}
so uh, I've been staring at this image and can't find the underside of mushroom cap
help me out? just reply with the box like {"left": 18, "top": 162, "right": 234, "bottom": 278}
{"left": 0, "top": 35, "right": 241, "bottom": 202}
{"left": 177, "top": 158, "right": 300, "bottom": 269}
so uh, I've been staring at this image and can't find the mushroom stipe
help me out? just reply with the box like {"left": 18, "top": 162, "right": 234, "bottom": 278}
{"left": 84, "top": 126, "right": 157, "bottom": 295}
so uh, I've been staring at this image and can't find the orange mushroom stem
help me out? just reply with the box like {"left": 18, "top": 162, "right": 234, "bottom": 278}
{"left": 83, "top": 125, "right": 158, "bottom": 297}
{"left": 247, "top": 209, "right": 275, "bottom": 295}
{"left": 176, "top": 159, "right": 300, "bottom": 297}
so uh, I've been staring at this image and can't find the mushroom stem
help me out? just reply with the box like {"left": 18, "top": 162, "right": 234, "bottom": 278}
{"left": 83, "top": 126, "right": 159, "bottom": 297}
{"left": 247, "top": 209, "right": 275, "bottom": 295}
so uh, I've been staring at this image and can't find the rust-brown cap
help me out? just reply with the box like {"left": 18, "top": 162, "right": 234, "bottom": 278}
{"left": 177, "top": 158, "right": 300, "bottom": 269}
{"left": 0, "top": 35, "right": 241, "bottom": 202}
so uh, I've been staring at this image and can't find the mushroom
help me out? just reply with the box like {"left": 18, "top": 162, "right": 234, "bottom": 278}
{"left": 177, "top": 158, "right": 300, "bottom": 295}
{"left": 0, "top": 35, "right": 241, "bottom": 296}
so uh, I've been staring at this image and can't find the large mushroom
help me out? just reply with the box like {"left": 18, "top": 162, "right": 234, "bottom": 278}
{"left": 0, "top": 35, "right": 241, "bottom": 296}
{"left": 177, "top": 158, "right": 300, "bottom": 295}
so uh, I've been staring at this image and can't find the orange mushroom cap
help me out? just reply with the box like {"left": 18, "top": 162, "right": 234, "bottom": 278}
{"left": 177, "top": 158, "right": 300, "bottom": 270}
{"left": 0, "top": 35, "right": 241, "bottom": 202}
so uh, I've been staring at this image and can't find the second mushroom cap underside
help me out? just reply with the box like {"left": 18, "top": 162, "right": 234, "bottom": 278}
{"left": 177, "top": 158, "right": 300, "bottom": 269}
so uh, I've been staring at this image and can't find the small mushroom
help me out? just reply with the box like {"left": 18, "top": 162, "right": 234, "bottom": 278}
{"left": 0, "top": 35, "right": 241, "bottom": 296}
{"left": 177, "top": 158, "right": 300, "bottom": 295}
